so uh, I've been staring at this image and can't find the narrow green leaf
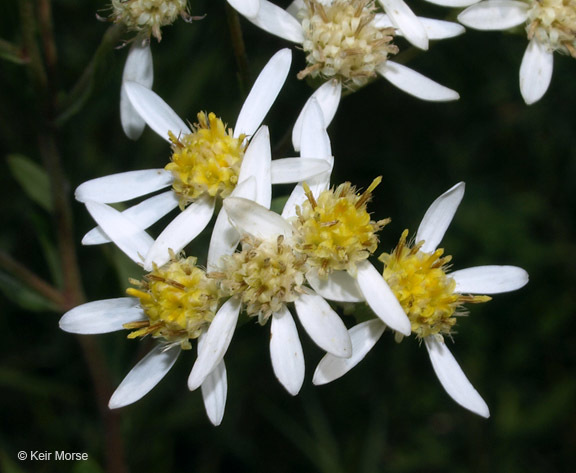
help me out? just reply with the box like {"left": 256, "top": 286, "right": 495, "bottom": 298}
{"left": 0, "top": 271, "right": 58, "bottom": 312}
{"left": 7, "top": 154, "right": 53, "bottom": 212}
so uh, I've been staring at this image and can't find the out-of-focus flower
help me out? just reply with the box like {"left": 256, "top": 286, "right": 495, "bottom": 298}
{"left": 458, "top": 0, "right": 576, "bottom": 104}
{"left": 313, "top": 182, "right": 529, "bottom": 417}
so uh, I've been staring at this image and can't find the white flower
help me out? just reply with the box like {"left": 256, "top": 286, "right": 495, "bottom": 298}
{"left": 186, "top": 102, "right": 353, "bottom": 396}
{"left": 227, "top": 0, "right": 463, "bottom": 101}
{"left": 312, "top": 182, "right": 529, "bottom": 417}
{"left": 458, "top": 0, "right": 576, "bottom": 104}
{"left": 59, "top": 254, "right": 229, "bottom": 426}
{"left": 76, "top": 49, "right": 330, "bottom": 270}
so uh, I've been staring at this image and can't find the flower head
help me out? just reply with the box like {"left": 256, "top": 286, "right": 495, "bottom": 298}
{"left": 76, "top": 50, "right": 329, "bottom": 270}
{"left": 292, "top": 177, "right": 389, "bottom": 276}
{"left": 109, "top": 0, "right": 190, "bottom": 41}
{"left": 313, "top": 182, "right": 529, "bottom": 418}
{"left": 59, "top": 252, "right": 230, "bottom": 425}
{"left": 380, "top": 229, "right": 490, "bottom": 340}
{"left": 228, "top": 0, "right": 463, "bottom": 100}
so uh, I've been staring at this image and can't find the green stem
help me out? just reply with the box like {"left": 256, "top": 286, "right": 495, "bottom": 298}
{"left": 0, "top": 250, "right": 64, "bottom": 308}
{"left": 225, "top": 3, "right": 250, "bottom": 96}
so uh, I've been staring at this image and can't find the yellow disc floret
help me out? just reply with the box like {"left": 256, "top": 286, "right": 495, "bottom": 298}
{"left": 166, "top": 112, "right": 246, "bottom": 210}
{"left": 125, "top": 255, "right": 220, "bottom": 349}
{"left": 292, "top": 177, "right": 389, "bottom": 276}
{"left": 110, "top": 0, "right": 189, "bottom": 41}
{"left": 379, "top": 230, "right": 491, "bottom": 340}
{"left": 298, "top": 0, "right": 398, "bottom": 89}
{"left": 215, "top": 235, "right": 308, "bottom": 325}
{"left": 527, "top": 0, "right": 576, "bottom": 57}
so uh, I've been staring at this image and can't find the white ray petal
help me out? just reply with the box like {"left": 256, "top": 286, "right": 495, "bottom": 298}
{"left": 424, "top": 0, "right": 481, "bottom": 7}
{"left": 59, "top": 298, "right": 145, "bottom": 334}
{"left": 224, "top": 197, "right": 294, "bottom": 239}
{"left": 416, "top": 182, "right": 465, "bottom": 253}
{"left": 84, "top": 202, "right": 154, "bottom": 264}
{"left": 412, "top": 18, "right": 465, "bottom": 39}
{"left": 377, "top": 0, "right": 429, "bottom": 50}
{"left": 228, "top": 0, "right": 259, "bottom": 18}
{"left": 425, "top": 336, "right": 490, "bottom": 418}
{"left": 451, "top": 266, "right": 529, "bottom": 294}
{"left": 243, "top": 1, "right": 305, "bottom": 44}
{"left": 378, "top": 61, "right": 460, "bottom": 102}
{"left": 75, "top": 169, "right": 173, "bottom": 204}
{"left": 520, "top": 39, "right": 554, "bottom": 105}
{"left": 271, "top": 158, "right": 332, "bottom": 184}
{"left": 109, "top": 345, "right": 181, "bottom": 409}
{"left": 356, "top": 260, "right": 411, "bottom": 336}
{"left": 121, "top": 42, "right": 154, "bottom": 140}
{"left": 201, "top": 360, "right": 228, "bottom": 426}
{"left": 124, "top": 81, "right": 190, "bottom": 141}
{"left": 82, "top": 191, "right": 178, "bottom": 245}
{"left": 294, "top": 291, "right": 352, "bottom": 358}
{"left": 292, "top": 80, "right": 341, "bottom": 152}
{"left": 207, "top": 178, "right": 257, "bottom": 271}
{"left": 313, "top": 319, "right": 386, "bottom": 385}
{"left": 188, "top": 298, "right": 241, "bottom": 391}
{"left": 234, "top": 49, "right": 292, "bottom": 138}
{"left": 144, "top": 195, "right": 215, "bottom": 270}
{"left": 458, "top": 1, "right": 529, "bottom": 31}
{"left": 300, "top": 98, "right": 332, "bottom": 161}
{"left": 374, "top": 15, "right": 465, "bottom": 39}
{"left": 306, "top": 269, "right": 364, "bottom": 302}
{"left": 270, "top": 307, "right": 305, "bottom": 395}
{"left": 237, "top": 126, "right": 272, "bottom": 208}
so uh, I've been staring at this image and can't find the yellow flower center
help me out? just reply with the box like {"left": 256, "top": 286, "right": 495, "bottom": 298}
{"left": 298, "top": 0, "right": 398, "bottom": 89}
{"left": 214, "top": 235, "right": 308, "bottom": 324}
{"left": 166, "top": 112, "right": 246, "bottom": 210}
{"left": 110, "top": 0, "right": 189, "bottom": 41}
{"left": 527, "top": 0, "right": 576, "bottom": 57}
{"left": 379, "top": 230, "right": 491, "bottom": 340}
{"left": 125, "top": 255, "right": 220, "bottom": 349}
{"left": 292, "top": 177, "right": 389, "bottom": 276}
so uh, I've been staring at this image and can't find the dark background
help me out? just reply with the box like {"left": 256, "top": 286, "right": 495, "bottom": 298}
{"left": 1, "top": 0, "right": 575, "bottom": 471}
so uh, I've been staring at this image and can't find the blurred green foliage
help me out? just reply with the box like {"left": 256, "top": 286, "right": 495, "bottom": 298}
{"left": 1, "top": 0, "right": 575, "bottom": 472}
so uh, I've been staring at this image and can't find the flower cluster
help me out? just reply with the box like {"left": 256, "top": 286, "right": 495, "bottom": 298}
{"left": 58, "top": 0, "right": 536, "bottom": 427}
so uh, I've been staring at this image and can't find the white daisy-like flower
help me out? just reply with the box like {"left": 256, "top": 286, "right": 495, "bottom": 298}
{"left": 186, "top": 102, "right": 352, "bottom": 397}
{"left": 76, "top": 49, "right": 331, "bottom": 271}
{"left": 458, "top": 0, "right": 576, "bottom": 104}
{"left": 227, "top": 0, "right": 463, "bottom": 101}
{"left": 312, "top": 182, "right": 529, "bottom": 417}
{"left": 59, "top": 252, "right": 230, "bottom": 426}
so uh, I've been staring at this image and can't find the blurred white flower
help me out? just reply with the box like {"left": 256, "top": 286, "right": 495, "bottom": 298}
{"left": 313, "top": 182, "right": 529, "bottom": 417}
{"left": 458, "top": 0, "right": 576, "bottom": 104}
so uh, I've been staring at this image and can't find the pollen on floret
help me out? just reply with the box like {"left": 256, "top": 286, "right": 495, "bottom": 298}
{"left": 166, "top": 112, "right": 246, "bottom": 210}
{"left": 124, "top": 254, "right": 221, "bottom": 349}
{"left": 110, "top": 0, "right": 191, "bottom": 41}
{"left": 292, "top": 177, "right": 389, "bottom": 277}
{"left": 379, "top": 230, "right": 491, "bottom": 340}
{"left": 214, "top": 235, "right": 308, "bottom": 325}
{"left": 298, "top": 0, "right": 398, "bottom": 89}
{"left": 526, "top": 0, "right": 576, "bottom": 57}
